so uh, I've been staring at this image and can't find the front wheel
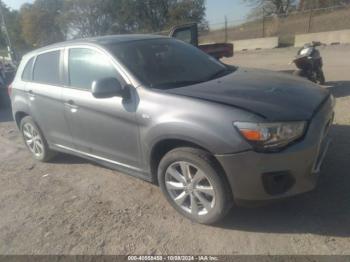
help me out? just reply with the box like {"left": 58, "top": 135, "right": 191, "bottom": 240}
{"left": 293, "top": 69, "right": 304, "bottom": 78}
{"left": 158, "top": 147, "right": 231, "bottom": 224}
{"left": 317, "top": 69, "right": 326, "bottom": 85}
{"left": 293, "top": 70, "right": 317, "bottom": 83}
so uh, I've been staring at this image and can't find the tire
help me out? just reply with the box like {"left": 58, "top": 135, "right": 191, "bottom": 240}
{"left": 20, "top": 116, "right": 56, "bottom": 162}
{"left": 157, "top": 147, "right": 231, "bottom": 224}
{"left": 293, "top": 70, "right": 305, "bottom": 78}
{"left": 293, "top": 70, "right": 317, "bottom": 83}
{"left": 317, "top": 69, "right": 326, "bottom": 85}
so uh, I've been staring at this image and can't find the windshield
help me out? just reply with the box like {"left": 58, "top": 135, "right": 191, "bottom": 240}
{"left": 105, "top": 38, "right": 232, "bottom": 89}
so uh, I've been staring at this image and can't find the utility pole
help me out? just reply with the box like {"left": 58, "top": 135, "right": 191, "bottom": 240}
{"left": 262, "top": 8, "right": 265, "bottom": 37}
{"left": 307, "top": 8, "right": 313, "bottom": 33}
{"left": 224, "top": 16, "right": 228, "bottom": 43}
{"left": 0, "top": 3, "right": 15, "bottom": 62}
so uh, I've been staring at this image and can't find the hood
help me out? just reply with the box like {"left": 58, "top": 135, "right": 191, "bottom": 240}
{"left": 164, "top": 67, "right": 329, "bottom": 121}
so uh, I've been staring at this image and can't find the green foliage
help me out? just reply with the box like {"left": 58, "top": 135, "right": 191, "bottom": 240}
{"left": 0, "top": 1, "right": 28, "bottom": 58}
{"left": 62, "top": 0, "right": 117, "bottom": 37}
{"left": 20, "top": 0, "right": 65, "bottom": 47}
{"left": 0, "top": 0, "right": 206, "bottom": 55}
{"left": 63, "top": 0, "right": 207, "bottom": 37}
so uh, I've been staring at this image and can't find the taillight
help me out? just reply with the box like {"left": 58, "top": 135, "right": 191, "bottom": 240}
{"left": 7, "top": 83, "right": 12, "bottom": 97}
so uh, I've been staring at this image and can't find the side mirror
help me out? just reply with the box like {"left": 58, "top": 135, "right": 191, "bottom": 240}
{"left": 92, "top": 77, "right": 129, "bottom": 99}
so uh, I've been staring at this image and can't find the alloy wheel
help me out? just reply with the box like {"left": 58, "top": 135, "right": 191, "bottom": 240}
{"left": 22, "top": 122, "right": 44, "bottom": 158}
{"left": 164, "top": 161, "right": 215, "bottom": 216}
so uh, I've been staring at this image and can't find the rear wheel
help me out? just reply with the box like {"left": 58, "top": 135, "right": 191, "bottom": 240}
{"left": 158, "top": 147, "right": 231, "bottom": 224}
{"left": 293, "top": 70, "right": 305, "bottom": 78}
{"left": 20, "top": 116, "right": 56, "bottom": 162}
{"left": 293, "top": 70, "right": 317, "bottom": 83}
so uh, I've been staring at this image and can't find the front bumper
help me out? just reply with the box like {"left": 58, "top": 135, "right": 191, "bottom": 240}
{"left": 216, "top": 97, "right": 334, "bottom": 204}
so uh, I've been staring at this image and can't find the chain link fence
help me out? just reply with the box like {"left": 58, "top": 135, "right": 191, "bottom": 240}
{"left": 198, "top": 4, "right": 350, "bottom": 46}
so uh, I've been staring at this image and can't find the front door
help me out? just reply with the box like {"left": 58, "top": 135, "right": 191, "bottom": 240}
{"left": 61, "top": 47, "right": 142, "bottom": 170}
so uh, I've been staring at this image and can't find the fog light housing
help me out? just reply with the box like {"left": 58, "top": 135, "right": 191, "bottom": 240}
{"left": 262, "top": 171, "right": 295, "bottom": 195}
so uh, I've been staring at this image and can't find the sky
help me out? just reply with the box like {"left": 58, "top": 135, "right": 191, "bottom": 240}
{"left": 3, "top": 0, "right": 250, "bottom": 25}
{"left": 4, "top": 0, "right": 32, "bottom": 10}
{"left": 206, "top": 0, "right": 250, "bottom": 25}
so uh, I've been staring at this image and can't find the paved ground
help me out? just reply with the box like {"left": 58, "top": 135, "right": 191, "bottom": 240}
{"left": 1, "top": 45, "right": 350, "bottom": 255}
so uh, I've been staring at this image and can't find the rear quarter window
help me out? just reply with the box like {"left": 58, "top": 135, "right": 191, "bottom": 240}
{"left": 33, "top": 50, "right": 61, "bottom": 86}
{"left": 21, "top": 57, "right": 34, "bottom": 81}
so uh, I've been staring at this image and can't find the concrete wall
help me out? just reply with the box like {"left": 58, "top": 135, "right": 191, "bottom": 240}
{"left": 231, "top": 37, "right": 279, "bottom": 51}
{"left": 295, "top": 29, "right": 350, "bottom": 47}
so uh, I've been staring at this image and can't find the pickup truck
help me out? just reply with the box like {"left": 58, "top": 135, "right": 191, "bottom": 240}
{"left": 169, "top": 23, "right": 233, "bottom": 60}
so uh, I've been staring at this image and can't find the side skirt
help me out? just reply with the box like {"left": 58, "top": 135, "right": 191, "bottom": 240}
{"left": 50, "top": 144, "right": 153, "bottom": 183}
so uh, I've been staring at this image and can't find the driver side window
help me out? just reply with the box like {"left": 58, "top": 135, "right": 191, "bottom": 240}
{"left": 68, "top": 48, "right": 122, "bottom": 90}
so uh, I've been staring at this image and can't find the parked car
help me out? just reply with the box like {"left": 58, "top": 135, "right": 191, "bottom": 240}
{"left": 9, "top": 35, "right": 334, "bottom": 224}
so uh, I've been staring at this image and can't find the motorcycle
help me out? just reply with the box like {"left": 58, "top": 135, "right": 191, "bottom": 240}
{"left": 292, "top": 41, "right": 325, "bottom": 85}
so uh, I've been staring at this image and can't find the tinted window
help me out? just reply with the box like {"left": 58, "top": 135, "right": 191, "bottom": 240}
{"left": 33, "top": 51, "right": 61, "bottom": 85}
{"left": 68, "top": 48, "right": 120, "bottom": 90}
{"left": 21, "top": 57, "right": 34, "bottom": 81}
{"left": 106, "top": 38, "right": 230, "bottom": 89}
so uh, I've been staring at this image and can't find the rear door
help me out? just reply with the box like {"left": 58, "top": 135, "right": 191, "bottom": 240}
{"left": 61, "top": 46, "right": 142, "bottom": 170}
{"left": 26, "top": 49, "right": 72, "bottom": 147}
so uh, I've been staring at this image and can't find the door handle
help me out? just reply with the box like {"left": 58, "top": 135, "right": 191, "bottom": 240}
{"left": 65, "top": 100, "right": 78, "bottom": 112}
{"left": 65, "top": 100, "right": 77, "bottom": 107}
{"left": 28, "top": 90, "right": 35, "bottom": 100}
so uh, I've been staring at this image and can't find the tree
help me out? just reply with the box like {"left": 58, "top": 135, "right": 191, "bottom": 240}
{"left": 0, "top": 0, "right": 210, "bottom": 57}
{"left": 0, "top": 1, "right": 28, "bottom": 58}
{"left": 62, "top": 0, "right": 117, "bottom": 38}
{"left": 130, "top": 0, "right": 207, "bottom": 32}
{"left": 63, "top": 0, "right": 207, "bottom": 38}
{"left": 244, "top": 0, "right": 297, "bottom": 17}
{"left": 20, "top": 0, "right": 65, "bottom": 47}
{"left": 167, "top": 0, "right": 207, "bottom": 30}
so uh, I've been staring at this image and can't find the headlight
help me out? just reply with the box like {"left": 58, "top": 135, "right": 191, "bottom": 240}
{"left": 299, "top": 47, "right": 312, "bottom": 56}
{"left": 234, "top": 121, "right": 307, "bottom": 151}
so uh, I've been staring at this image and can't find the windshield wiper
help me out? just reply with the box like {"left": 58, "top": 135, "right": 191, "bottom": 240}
{"left": 206, "top": 67, "right": 232, "bottom": 81}
{"left": 151, "top": 66, "right": 236, "bottom": 89}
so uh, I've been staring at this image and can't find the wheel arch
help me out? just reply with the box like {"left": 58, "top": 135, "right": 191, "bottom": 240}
{"left": 149, "top": 138, "right": 206, "bottom": 183}
{"left": 149, "top": 138, "right": 233, "bottom": 200}
{"left": 14, "top": 111, "right": 30, "bottom": 128}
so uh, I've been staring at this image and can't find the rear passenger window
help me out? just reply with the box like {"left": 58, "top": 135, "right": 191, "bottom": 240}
{"left": 68, "top": 48, "right": 121, "bottom": 90}
{"left": 33, "top": 50, "right": 61, "bottom": 85}
{"left": 21, "top": 57, "right": 34, "bottom": 81}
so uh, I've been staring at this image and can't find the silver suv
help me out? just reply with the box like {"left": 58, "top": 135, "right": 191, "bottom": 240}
{"left": 10, "top": 35, "right": 334, "bottom": 224}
